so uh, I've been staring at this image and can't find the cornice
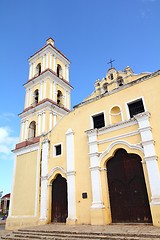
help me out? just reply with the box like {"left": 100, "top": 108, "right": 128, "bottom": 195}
{"left": 19, "top": 98, "right": 70, "bottom": 118}
{"left": 28, "top": 43, "right": 70, "bottom": 64}
{"left": 24, "top": 68, "right": 73, "bottom": 90}
{"left": 74, "top": 70, "right": 160, "bottom": 109}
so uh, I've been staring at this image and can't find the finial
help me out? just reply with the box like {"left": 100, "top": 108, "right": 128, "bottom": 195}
{"left": 107, "top": 58, "right": 115, "bottom": 68}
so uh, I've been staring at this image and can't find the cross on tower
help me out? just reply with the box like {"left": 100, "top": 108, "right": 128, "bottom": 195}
{"left": 107, "top": 58, "right": 115, "bottom": 68}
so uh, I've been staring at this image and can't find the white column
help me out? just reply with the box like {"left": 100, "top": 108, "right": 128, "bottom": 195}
{"left": 65, "top": 65, "right": 69, "bottom": 81}
{"left": 66, "top": 128, "right": 76, "bottom": 222}
{"left": 29, "top": 89, "right": 32, "bottom": 106}
{"left": 43, "top": 80, "right": 46, "bottom": 99}
{"left": 53, "top": 56, "right": 56, "bottom": 72}
{"left": 53, "top": 114, "right": 57, "bottom": 127}
{"left": 42, "top": 55, "right": 45, "bottom": 71}
{"left": 39, "top": 81, "right": 43, "bottom": 101}
{"left": 24, "top": 90, "right": 28, "bottom": 108}
{"left": 29, "top": 63, "right": 32, "bottom": 79}
{"left": 135, "top": 112, "right": 160, "bottom": 205}
{"left": 24, "top": 120, "right": 29, "bottom": 140}
{"left": 38, "top": 113, "right": 42, "bottom": 135}
{"left": 50, "top": 54, "right": 53, "bottom": 69}
{"left": 20, "top": 121, "right": 25, "bottom": 142}
{"left": 64, "top": 91, "right": 67, "bottom": 108}
{"left": 40, "top": 139, "right": 50, "bottom": 221}
{"left": 49, "top": 111, "right": 53, "bottom": 131}
{"left": 53, "top": 82, "right": 57, "bottom": 102}
{"left": 42, "top": 111, "right": 46, "bottom": 133}
{"left": 87, "top": 129, "right": 104, "bottom": 209}
{"left": 33, "top": 63, "right": 36, "bottom": 77}
{"left": 46, "top": 53, "right": 49, "bottom": 69}
{"left": 50, "top": 80, "right": 53, "bottom": 99}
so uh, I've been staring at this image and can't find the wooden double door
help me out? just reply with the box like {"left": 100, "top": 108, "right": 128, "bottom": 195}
{"left": 51, "top": 174, "right": 68, "bottom": 223}
{"left": 107, "top": 149, "right": 152, "bottom": 223}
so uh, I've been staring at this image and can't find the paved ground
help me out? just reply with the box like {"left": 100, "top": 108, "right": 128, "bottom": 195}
{"left": 1, "top": 223, "right": 160, "bottom": 239}
{"left": 25, "top": 223, "right": 160, "bottom": 235}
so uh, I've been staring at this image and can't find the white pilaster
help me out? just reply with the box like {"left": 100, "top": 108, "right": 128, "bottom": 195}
{"left": 29, "top": 63, "right": 32, "bottom": 79}
{"left": 29, "top": 89, "right": 32, "bottom": 106}
{"left": 53, "top": 82, "right": 56, "bottom": 102}
{"left": 24, "top": 120, "right": 29, "bottom": 140}
{"left": 135, "top": 112, "right": 160, "bottom": 205}
{"left": 42, "top": 111, "right": 46, "bottom": 133}
{"left": 38, "top": 113, "right": 42, "bottom": 135}
{"left": 87, "top": 129, "right": 104, "bottom": 209}
{"left": 42, "top": 55, "right": 45, "bottom": 71}
{"left": 24, "top": 89, "right": 28, "bottom": 108}
{"left": 40, "top": 139, "right": 50, "bottom": 221}
{"left": 50, "top": 80, "right": 53, "bottom": 100}
{"left": 64, "top": 90, "right": 67, "bottom": 107}
{"left": 20, "top": 121, "right": 25, "bottom": 142}
{"left": 53, "top": 55, "right": 56, "bottom": 72}
{"left": 49, "top": 111, "right": 53, "bottom": 131}
{"left": 66, "top": 128, "right": 76, "bottom": 222}
{"left": 53, "top": 114, "right": 57, "bottom": 127}
{"left": 50, "top": 54, "right": 53, "bottom": 69}
{"left": 43, "top": 80, "right": 46, "bottom": 99}
{"left": 39, "top": 81, "right": 43, "bottom": 101}
{"left": 33, "top": 63, "right": 36, "bottom": 77}
{"left": 46, "top": 53, "right": 49, "bottom": 69}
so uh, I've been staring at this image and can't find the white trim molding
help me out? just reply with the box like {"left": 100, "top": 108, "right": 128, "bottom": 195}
{"left": 40, "top": 139, "right": 50, "bottom": 222}
{"left": 66, "top": 128, "right": 77, "bottom": 222}
{"left": 135, "top": 112, "right": 160, "bottom": 205}
{"left": 86, "top": 129, "right": 105, "bottom": 209}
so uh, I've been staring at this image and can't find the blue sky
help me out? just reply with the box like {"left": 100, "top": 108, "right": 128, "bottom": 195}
{"left": 0, "top": 0, "right": 160, "bottom": 196}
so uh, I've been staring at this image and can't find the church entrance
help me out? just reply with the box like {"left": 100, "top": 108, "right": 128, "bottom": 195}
{"left": 107, "top": 149, "right": 152, "bottom": 223}
{"left": 51, "top": 174, "right": 68, "bottom": 223}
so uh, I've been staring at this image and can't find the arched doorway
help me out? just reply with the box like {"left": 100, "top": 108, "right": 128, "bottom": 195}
{"left": 107, "top": 149, "right": 152, "bottom": 223}
{"left": 51, "top": 174, "right": 68, "bottom": 223}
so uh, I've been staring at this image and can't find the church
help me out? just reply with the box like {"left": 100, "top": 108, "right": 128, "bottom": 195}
{"left": 6, "top": 38, "right": 160, "bottom": 229}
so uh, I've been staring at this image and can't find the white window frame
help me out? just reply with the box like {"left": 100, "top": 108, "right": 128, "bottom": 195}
{"left": 125, "top": 96, "right": 146, "bottom": 120}
{"left": 53, "top": 142, "right": 63, "bottom": 157}
{"left": 90, "top": 110, "right": 106, "bottom": 129}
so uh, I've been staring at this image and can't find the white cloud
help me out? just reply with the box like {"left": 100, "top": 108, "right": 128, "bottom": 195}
{"left": 0, "top": 127, "right": 18, "bottom": 160}
{"left": 0, "top": 112, "right": 17, "bottom": 122}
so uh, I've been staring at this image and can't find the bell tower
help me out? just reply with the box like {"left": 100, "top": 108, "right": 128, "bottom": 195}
{"left": 19, "top": 38, "right": 72, "bottom": 143}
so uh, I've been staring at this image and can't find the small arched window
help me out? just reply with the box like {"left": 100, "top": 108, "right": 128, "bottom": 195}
{"left": 117, "top": 76, "right": 124, "bottom": 86}
{"left": 34, "top": 89, "right": 39, "bottom": 104}
{"left": 57, "top": 64, "right": 62, "bottom": 78}
{"left": 110, "top": 106, "right": 122, "bottom": 124}
{"left": 103, "top": 83, "right": 108, "bottom": 93}
{"left": 36, "top": 63, "right": 41, "bottom": 75}
{"left": 57, "top": 90, "right": 63, "bottom": 106}
{"left": 28, "top": 121, "right": 36, "bottom": 139}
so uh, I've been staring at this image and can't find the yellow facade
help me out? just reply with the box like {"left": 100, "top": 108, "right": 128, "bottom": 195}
{"left": 6, "top": 38, "right": 160, "bottom": 230}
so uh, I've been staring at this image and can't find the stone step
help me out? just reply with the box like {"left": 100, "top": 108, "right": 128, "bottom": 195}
{"left": 1, "top": 230, "right": 160, "bottom": 240}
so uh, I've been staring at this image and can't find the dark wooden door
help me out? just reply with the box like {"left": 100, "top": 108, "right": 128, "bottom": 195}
{"left": 107, "top": 149, "right": 152, "bottom": 223}
{"left": 51, "top": 174, "right": 68, "bottom": 223}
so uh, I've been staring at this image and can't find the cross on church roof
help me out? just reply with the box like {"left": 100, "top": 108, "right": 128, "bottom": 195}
{"left": 107, "top": 58, "right": 115, "bottom": 68}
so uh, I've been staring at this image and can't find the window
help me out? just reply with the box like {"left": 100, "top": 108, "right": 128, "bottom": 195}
{"left": 55, "top": 144, "right": 62, "bottom": 156}
{"left": 128, "top": 99, "right": 145, "bottom": 118}
{"left": 28, "top": 121, "right": 36, "bottom": 139}
{"left": 103, "top": 83, "right": 108, "bottom": 93}
{"left": 110, "top": 73, "right": 114, "bottom": 80}
{"left": 57, "top": 90, "right": 63, "bottom": 106}
{"left": 57, "top": 64, "right": 62, "bottom": 78}
{"left": 92, "top": 113, "right": 105, "bottom": 129}
{"left": 34, "top": 89, "right": 39, "bottom": 104}
{"left": 117, "top": 76, "right": 124, "bottom": 86}
{"left": 36, "top": 63, "right": 41, "bottom": 75}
